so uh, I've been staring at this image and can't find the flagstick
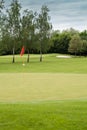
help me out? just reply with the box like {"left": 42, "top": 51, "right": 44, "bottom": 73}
{"left": 20, "top": 46, "right": 25, "bottom": 66}
{"left": 20, "top": 54, "right": 25, "bottom": 66}
{"left": 22, "top": 56, "right": 25, "bottom": 66}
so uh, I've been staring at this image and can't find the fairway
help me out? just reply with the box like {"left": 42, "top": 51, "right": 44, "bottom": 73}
{"left": 0, "top": 73, "right": 87, "bottom": 102}
{"left": 1, "top": 54, "right": 87, "bottom": 73}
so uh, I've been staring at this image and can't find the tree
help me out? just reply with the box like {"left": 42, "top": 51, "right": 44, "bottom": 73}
{"left": 63, "top": 28, "right": 79, "bottom": 37}
{"left": 37, "top": 5, "right": 52, "bottom": 62}
{"left": 80, "top": 30, "right": 87, "bottom": 41}
{"left": 20, "top": 10, "right": 36, "bottom": 62}
{"left": 58, "top": 32, "right": 71, "bottom": 54}
{"left": 7, "top": 0, "right": 21, "bottom": 63}
{"left": 49, "top": 30, "right": 71, "bottom": 54}
{"left": 81, "top": 40, "right": 87, "bottom": 55}
{"left": 0, "top": 31, "right": 12, "bottom": 55}
{"left": 68, "top": 35, "right": 82, "bottom": 56}
{"left": 0, "top": 0, "right": 4, "bottom": 12}
{"left": 0, "top": 0, "right": 4, "bottom": 40}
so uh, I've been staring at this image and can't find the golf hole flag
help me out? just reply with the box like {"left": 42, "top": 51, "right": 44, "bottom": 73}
{"left": 20, "top": 46, "right": 25, "bottom": 56}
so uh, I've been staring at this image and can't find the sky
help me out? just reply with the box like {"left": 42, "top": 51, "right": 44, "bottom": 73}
{"left": 4, "top": 0, "right": 87, "bottom": 31}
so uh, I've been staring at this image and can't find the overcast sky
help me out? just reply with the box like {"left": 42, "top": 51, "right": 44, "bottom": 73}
{"left": 4, "top": 0, "right": 87, "bottom": 31}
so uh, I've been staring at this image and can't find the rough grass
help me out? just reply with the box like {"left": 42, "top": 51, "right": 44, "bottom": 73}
{"left": 0, "top": 101, "right": 87, "bottom": 130}
{"left": 0, "top": 54, "right": 87, "bottom": 130}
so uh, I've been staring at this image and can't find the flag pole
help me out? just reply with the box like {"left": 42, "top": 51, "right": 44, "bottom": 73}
{"left": 20, "top": 46, "right": 25, "bottom": 66}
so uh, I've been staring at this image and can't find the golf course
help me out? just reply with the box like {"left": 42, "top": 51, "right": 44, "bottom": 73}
{"left": 0, "top": 54, "right": 87, "bottom": 130}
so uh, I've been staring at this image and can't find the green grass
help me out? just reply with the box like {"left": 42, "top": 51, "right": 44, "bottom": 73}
{"left": 0, "top": 101, "right": 87, "bottom": 130}
{"left": 0, "top": 54, "right": 87, "bottom": 130}
{"left": 0, "top": 54, "right": 87, "bottom": 73}
{"left": 0, "top": 73, "right": 87, "bottom": 102}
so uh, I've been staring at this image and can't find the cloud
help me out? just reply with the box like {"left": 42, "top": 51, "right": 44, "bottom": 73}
{"left": 48, "top": 0, "right": 87, "bottom": 31}
{"left": 4, "top": 0, "right": 87, "bottom": 31}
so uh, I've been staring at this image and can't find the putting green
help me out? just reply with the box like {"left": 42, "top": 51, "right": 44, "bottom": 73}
{"left": 0, "top": 73, "right": 87, "bottom": 102}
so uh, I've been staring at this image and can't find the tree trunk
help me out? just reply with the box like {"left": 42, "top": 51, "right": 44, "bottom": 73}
{"left": 75, "top": 51, "right": 77, "bottom": 57}
{"left": 40, "top": 50, "right": 42, "bottom": 62}
{"left": 12, "top": 47, "right": 15, "bottom": 63}
{"left": 27, "top": 49, "right": 30, "bottom": 63}
{"left": 40, "top": 42, "right": 42, "bottom": 62}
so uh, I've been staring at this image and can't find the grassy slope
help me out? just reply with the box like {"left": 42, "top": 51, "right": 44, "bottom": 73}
{"left": 0, "top": 54, "right": 87, "bottom": 130}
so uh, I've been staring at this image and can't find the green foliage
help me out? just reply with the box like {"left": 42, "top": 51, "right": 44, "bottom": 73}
{"left": 68, "top": 34, "right": 82, "bottom": 55}
{"left": 0, "top": 0, "right": 4, "bottom": 12}
{"left": 20, "top": 9, "right": 37, "bottom": 62}
{"left": 20, "top": 10, "right": 35, "bottom": 48}
{"left": 37, "top": 5, "right": 52, "bottom": 61}
{"left": 0, "top": 0, "right": 5, "bottom": 40}
{"left": 81, "top": 40, "right": 87, "bottom": 54}
{"left": 80, "top": 30, "right": 87, "bottom": 40}
{"left": 6, "top": 0, "right": 21, "bottom": 63}
{"left": 7, "top": 0, "right": 21, "bottom": 36}
{"left": 50, "top": 30, "right": 71, "bottom": 54}
{"left": 0, "top": 34, "right": 12, "bottom": 55}
{"left": 1, "top": 1, "right": 87, "bottom": 57}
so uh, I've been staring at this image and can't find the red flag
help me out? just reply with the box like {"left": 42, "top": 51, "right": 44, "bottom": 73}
{"left": 20, "top": 46, "right": 25, "bottom": 56}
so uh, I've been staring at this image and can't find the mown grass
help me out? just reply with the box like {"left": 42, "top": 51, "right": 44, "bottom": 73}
{"left": 0, "top": 54, "right": 87, "bottom": 73}
{"left": 0, "top": 101, "right": 87, "bottom": 130}
{"left": 0, "top": 54, "right": 87, "bottom": 130}
{"left": 0, "top": 73, "right": 87, "bottom": 102}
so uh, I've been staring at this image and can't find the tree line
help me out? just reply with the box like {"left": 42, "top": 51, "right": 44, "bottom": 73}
{"left": 0, "top": 0, "right": 87, "bottom": 64}
{"left": 50, "top": 28, "right": 87, "bottom": 56}
{"left": 0, "top": 0, "right": 52, "bottom": 62}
